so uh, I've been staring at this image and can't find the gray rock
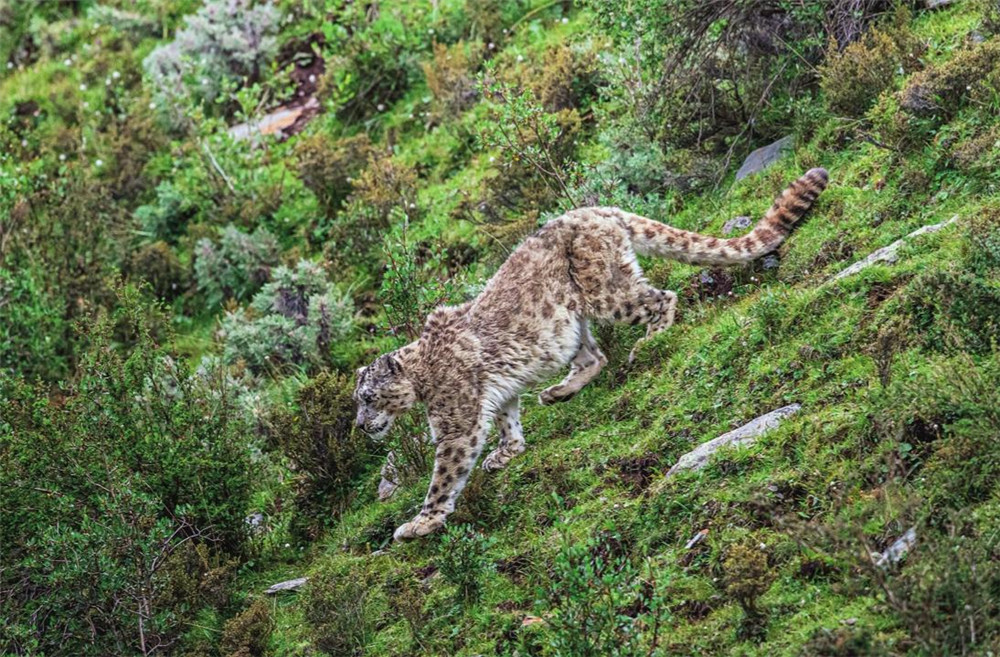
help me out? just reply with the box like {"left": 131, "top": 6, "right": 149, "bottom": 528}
{"left": 762, "top": 254, "right": 780, "bottom": 270}
{"left": 925, "top": 0, "right": 955, "bottom": 8}
{"left": 874, "top": 527, "right": 917, "bottom": 567}
{"left": 667, "top": 404, "right": 801, "bottom": 476}
{"left": 378, "top": 450, "right": 399, "bottom": 502}
{"left": 722, "top": 216, "right": 753, "bottom": 235}
{"left": 830, "top": 215, "right": 957, "bottom": 282}
{"left": 735, "top": 136, "right": 793, "bottom": 181}
{"left": 264, "top": 577, "right": 308, "bottom": 595}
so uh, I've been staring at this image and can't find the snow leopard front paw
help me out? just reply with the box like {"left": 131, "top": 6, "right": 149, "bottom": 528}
{"left": 481, "top": 445, "right": 525, "bottom": 471}
{"left": 393, "top": 514, "right": 445, "bottom": 542}
{"left": 538, "top": 385, "right": 576, "bottom": 406}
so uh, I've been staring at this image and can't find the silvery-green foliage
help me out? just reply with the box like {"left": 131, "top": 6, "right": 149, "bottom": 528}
{"left": 87, "top": 5, "right": 160, "bottom": 39}
{"left": 194, "top": 224, "right": 281, "bottom": 308}
{"left": 143, "top": 0, "right": 281, "bottom": 118}
{"left": 221, "top": 261, "right": 354, "bottom": 373}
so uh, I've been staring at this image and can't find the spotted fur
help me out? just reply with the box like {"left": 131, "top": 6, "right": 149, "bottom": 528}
{"left": 353, "top": 168, "right": 828, "bottom": 541}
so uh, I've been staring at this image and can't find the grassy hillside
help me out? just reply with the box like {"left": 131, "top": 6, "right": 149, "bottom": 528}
{"left": 3, "top": 1, "right": 1000, "bottom": 655}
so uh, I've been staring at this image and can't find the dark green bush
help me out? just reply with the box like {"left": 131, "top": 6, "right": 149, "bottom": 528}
{"left": 962, "top": 206, "right": 1000, "bottom": 276}
{"left": 721, "top": 542, "right": 776, "bottom": 639}
{"left": 318, "top": 3, "right": 425, "bottom": 122}
{"left": 538, "top": 528, "right": 669, "bottom": 657}
{"left": 304, "top": 562, "right": 377, "bottom": 656}
{"left": 135, "top": 182, "right": 197, "bottom": 244}
{"left": 270, "top": 371, "right": 372, "bottom": 540}
{"left": 900, "top": 269, "right": 1000, "bottom": 354}
{"left": 295, "top": 132, "right": 373, "bottom": 219}
{"left": 436, "top": 525, "right": 497, "bottom": 602}
{"left": 871, "top": 513, "right": 1000, "bottom": 656}
{"left": 0, "top": 284, "right": 253, "bottom": 656}
{"left": 898, "top": 38, "right": 1000, "bottom": 120}
{"left": 0, "top": 265, "right": 67, "bottom": 380}
{"left": 887, "top": 352, "right": 1000, "bottom": 510}
{"left": 820, "top": 7, "right": 924, "bottom": 117}
{"left": 126, "top": 240, "right": 188, "bottom": 300}
{"left": 220, "top": 598, "right": 274, "bottom": 657}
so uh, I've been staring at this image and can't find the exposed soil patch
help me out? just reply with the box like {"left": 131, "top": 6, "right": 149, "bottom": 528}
{"left": 601, "top": 452, "right": 663, "bottom": 495}
{"left": 496, "top": 553, "right": 532, "bottom": 583}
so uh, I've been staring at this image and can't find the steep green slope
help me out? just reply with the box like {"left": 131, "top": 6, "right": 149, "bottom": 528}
{"left": 3, "top": 1, "right": 1000, "bottom": 656}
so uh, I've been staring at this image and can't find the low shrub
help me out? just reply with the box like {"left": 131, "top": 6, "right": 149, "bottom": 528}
{"left": 304, "top": 562, "right": 377, "bottom": 656}
{"left": 220, "top": 261, "right": 354, "bottom": 374}
{"left": 127, "top": 240, "right": 188, "bottom": 301}
{"left": 144, "top": 0, "right": 282, "bottom": 126}
{"left": 295, "top": 132, "right": 373, "bottom": 219}
{"left": 135, "top": 182, "right": 197, "bottom": 244}
{"left": 220, "top": 598, "right": 274, "bottom": 657}
{"left": 422, "top": 41, "right": 482, "bottom": 120}
{"left": 538, "top": 528, "right": 669, "bottom": 657}
{"left": 436, "top": 525, "right": 497, "bottom": 603}
{"left": 194, "top": 225, "right": 281, "bottom": 308}
{"left": 0, "top": 265, "right": 67, "bottom": 381}
{"left": 961, "top": 206, "right": 1000, "bottom": 276}
{"left": 720, "top": 542, "right": 776, "bottom": 640}
{"left": 0, "top": 284, "right": 253, "bottom": 655}
{"left": 318, "top": 3, "right": 424, "bottom": 122}
{"left": 269, "top": 371, "right": 371, "bottom": 540}
{"left": 899, "top": 269, "right": 1000, "bottom": 355}
{"left": 898, "top": 38, "right": 1000, "bottom": 120}
{"left": 868, "top": 513, "right": 1000, "bottom": 656}
{"left": 819, "top": 7, "right": 924, "bottom": 117}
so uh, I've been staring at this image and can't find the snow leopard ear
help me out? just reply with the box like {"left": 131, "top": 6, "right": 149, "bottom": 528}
{"left": 385, "top": 354, "right": 403, "bottom": 375}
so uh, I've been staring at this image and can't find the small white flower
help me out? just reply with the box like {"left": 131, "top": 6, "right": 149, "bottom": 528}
{"left": 95, "top": 159, "right": 103, "bottom": 167}
{"left": 488, "top": 42, "right": 495, "bottom": 50}
{"left": 79, "top": 83, "right": 87, "bottom": 91}
{"left": 63, "top": 58, "right": 72, "bottom": 67}
{"left": 201, "top": 78, "right": 209, "bottom": 86}
{"left": 112, "top": 71, "right": 120, "bottom": 79}
{"left": 149, "top": 102, "right": 156, "bottom": 110}
{"left": 20, "top": 139, "right": 27, "bottom": 147}
{"left": 105, "top": 78, "right": 111, "bottom": 86}
{"left": 6, "top": 62, "right": 12, "bottom": 69}
{"left": 561, "top": 17, "right": 569, "bottom": 24}
{"left": 428, "top": 28, "right": 434, "bottom": 34}
{"left": 377, "top": 103, "right": 385, "bottom": 111}
{"left": 59, "top": 154, "right": 66, "bottom": 161}
{"left": 284, "top": 543, "right": 290, "bottom": 548}
{"left": 308, "top": 74, "right": 316, "bottom": 83}
{"left": 409, "top": 202, "right": 416, "bottom": 209}
{"left": 517, "top": 54, "right": 524, "bottom": 63}
{"left": 489, "top": 156, "right": 496, "bottom": 163}
{"left": 83, "top": 101, "right": 89, "bottom": 108}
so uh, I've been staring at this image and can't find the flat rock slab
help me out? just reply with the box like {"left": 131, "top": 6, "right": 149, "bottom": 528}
{"left": 230, "top": 96, "right": 320, "bottom": 142}
{"left": 735, "top": 135, "right": 793, "bottom": 181}
{"left": 265, "top": 577, "right": 308, "bottom": 595}
{"left": 830, "top": 215, "right": 957, "bottom": 282}
{"left": 667, "top": 404, "right": 801, "bottom": 476}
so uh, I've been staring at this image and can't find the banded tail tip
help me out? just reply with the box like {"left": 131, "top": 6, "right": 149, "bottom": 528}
{"left": 804, "top": 167, "right": 829, "bottom": 187}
